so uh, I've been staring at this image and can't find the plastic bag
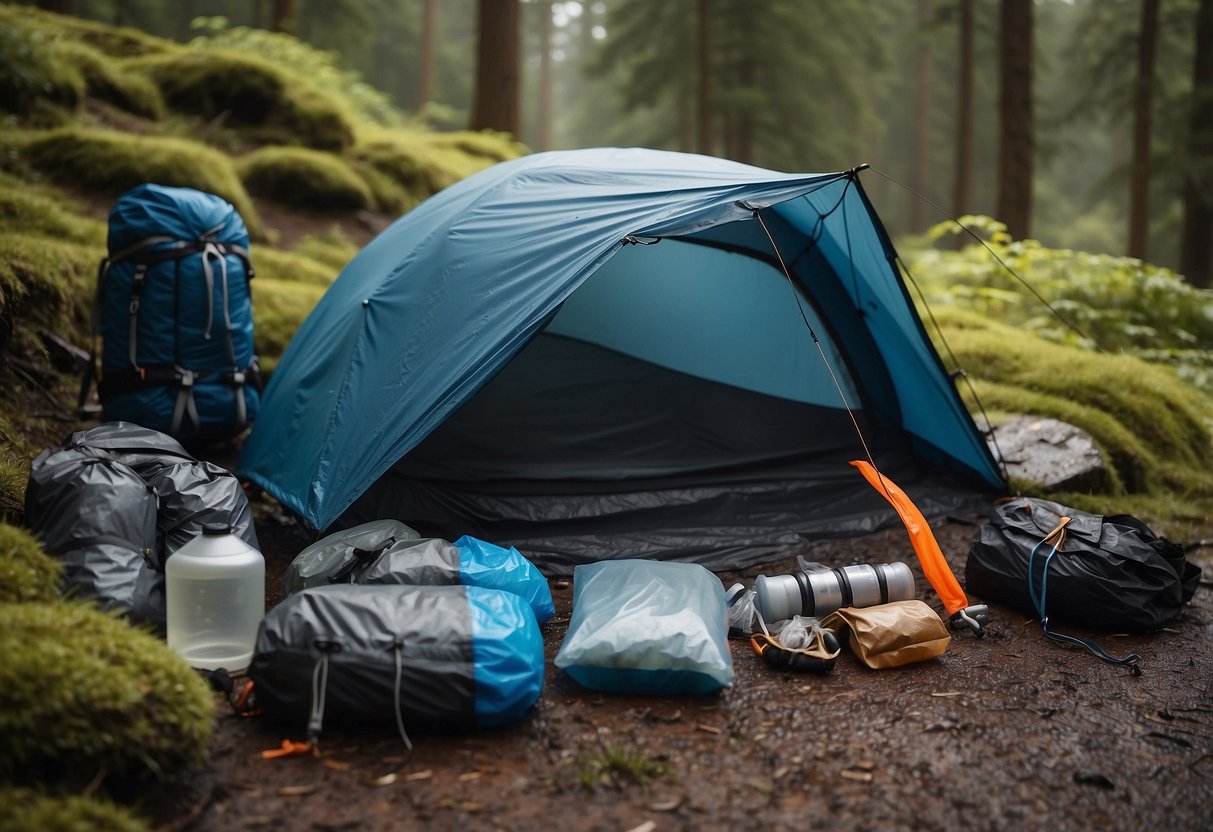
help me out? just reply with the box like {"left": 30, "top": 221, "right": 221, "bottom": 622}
{"left": 280, "top": 527, "right": 555, "bottom": 624}
{"left": 554, "top": 560, "right": 733, "bottom": 694}
{"left": 966, "top": 496, "right": 1200, "bottom": 632}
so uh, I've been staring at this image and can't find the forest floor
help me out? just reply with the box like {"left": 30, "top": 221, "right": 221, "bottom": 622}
{"left": 184, "top": 500, "right": 1213, "bottom": 832}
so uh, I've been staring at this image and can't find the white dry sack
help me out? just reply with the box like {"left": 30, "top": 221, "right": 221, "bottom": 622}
{"left": 554, "top": 560, "right": 733, "bottom": 695}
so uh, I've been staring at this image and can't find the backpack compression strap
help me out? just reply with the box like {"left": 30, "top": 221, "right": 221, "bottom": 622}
{"left": 87, "top": 232, "right": 256, "bottom": 432}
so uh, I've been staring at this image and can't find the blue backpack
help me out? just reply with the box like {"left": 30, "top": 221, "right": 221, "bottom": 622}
{"left": 82, "top": 184, "right": 261, "bottom": 443}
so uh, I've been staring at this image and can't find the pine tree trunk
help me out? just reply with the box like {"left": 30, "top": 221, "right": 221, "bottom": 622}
{"left": 419, "top": 0, "right": 437, "bottom": 108}
{"left": 911, "top": 0, "right": 934, "bottom": 231}
{"left": 537, "top": 2, "right": 553, "bottom": 150}
{"left": 271, "top": 0, "right": 295, "bottom": 34}
{"left": 1129, "top": 0, "right": 1159, "bottom": 260}
{"left": 996, "top": 0, "right": 1034, "bottom": 240}
{"left": 952, "top": 0, "right": 975, "bottom": 218}
{"left": 469, "top": 0, "right": 521, "bottom": 137}
{"left": 697, "top": 0, "right": 712, "bottom": 156}
{"left": 1181, "top": 0, "right": 1213, "bottom": 287}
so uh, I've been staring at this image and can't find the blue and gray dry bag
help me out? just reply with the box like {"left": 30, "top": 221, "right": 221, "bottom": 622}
{"left": 249, "top": 584, "right": 545, "bottom": 737}
{"left": 84, "top": 184, "right": 260, "bottom": 442}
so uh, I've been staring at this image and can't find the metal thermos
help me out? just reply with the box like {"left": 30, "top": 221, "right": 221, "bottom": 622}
{"left": 753, "top": 560, "right": 915, "bottom": 622}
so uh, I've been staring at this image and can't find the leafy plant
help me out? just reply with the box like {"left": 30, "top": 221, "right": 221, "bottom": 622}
{"left": 578, "top": 744, "right": 666, "bottom": 790}
{"left": 0, "top": 787, "right": 148, "bottom": 832}
{"left": 907, "top": 216, "right": 1213, "bottom": 395}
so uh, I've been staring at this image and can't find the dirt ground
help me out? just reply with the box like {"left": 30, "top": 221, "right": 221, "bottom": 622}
{"left": 183, "top": 502, "right": 1213, "bottom": 832}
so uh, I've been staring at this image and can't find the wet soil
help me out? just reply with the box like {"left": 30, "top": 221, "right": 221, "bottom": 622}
{"left": 192, "top": 504, "right": 1213, "bottom": 832}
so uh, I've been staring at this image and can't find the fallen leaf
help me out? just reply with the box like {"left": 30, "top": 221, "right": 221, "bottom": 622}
{"left": 366, "top": 772, "right": 397, "bottom": 786}
{"left": 323, "top": 759, "right": 350, "bottom": 771}
{"left": 277, "top": 784, "right": 317, "bottom": 797}
{"left": 624, "top": 822, "right": 657, "bottom": 832}
{"left": 856, "top": 760, "right": 875, "bottom": 771}
{"left": 404, "top": 770, "right": 433, "bottom": 782}
{"left": 696, "top": 723, "right": 722, "bottom": 735}
{"left": 459, "top": 771, "right": 482, "bottom": 782}
{"left": 931, "top": 691, "right": 963, "bottom": 698}
{"left": 841, "top": 770, "right": 873, "bottom": 783}
{"left": 649, "top": 796, "right": 682, "bottom": 812}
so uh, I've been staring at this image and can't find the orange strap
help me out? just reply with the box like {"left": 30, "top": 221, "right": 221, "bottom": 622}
{"left": 850, "top": 459, "right": 968, "bottom": 616}
{"left": 260, "top": 740, "right": 313, "bottom": 760}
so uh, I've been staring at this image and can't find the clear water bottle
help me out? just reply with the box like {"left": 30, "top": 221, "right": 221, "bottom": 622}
{"left": 166, "top": 522, "right": 265, "bottom": 671}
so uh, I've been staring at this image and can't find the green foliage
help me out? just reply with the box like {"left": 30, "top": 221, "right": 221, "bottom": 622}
{"left": 189, "top": 18, "right": 407, "bottom": 129}
{"left": 239, "top": 145, "right": 372, "bottom": 213}
{"left": 14, "top": 6, "right": 172, "bottom": 59}
{"left": 252, "top": 277, "right": 326, "bottom": 372}
{"left": 0, "top": 413, "right": 33, "bottom": 518}
{"left": 0, "top": 601, "right": 214, "bottom": 788}
{"left": 0, "top": 787, "right": 148, "bottom": 832}
{"left": 16, "top": 127, "right": 263, "bottom": 239}
{"left": 0, "top": 525, "right": 61, "bottom": 605}
{"left": 911, "top": 217, "right": 1213, "bottom": 395}
{"left": 128, "top": 48, "right": 354, "bottom": 152}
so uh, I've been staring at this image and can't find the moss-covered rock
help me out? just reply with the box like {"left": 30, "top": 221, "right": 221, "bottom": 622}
{"left": 0, "top": 525, "right": 61, "bottom": 604}
{"left": 253, "top": 246, "right": 342, "bottom": 287}
{"left": 0, "top": 232, "right": 97, "bottom": 331}
{"left": 17, "top": 127, "right": 263, "bottom": 239}
{"left": 0, "top": 15, "right": 85, "bottom": 118}
{"left": 129, "top": 48, "right": 354, "bottom": 152}
{"left": 239, "top": 146, "right": 372, "bottom": 213}
{"left": 0, "top": 602, "right": 214, "bottom": 789}
{"left": 0, "top": 787, "right": 148, "bottom": 832}
{"left": 938, "top": 307, "right": 1213, "bottom": 499}
{"left": 59, "top": 42, "right": 163, "bottom": 120}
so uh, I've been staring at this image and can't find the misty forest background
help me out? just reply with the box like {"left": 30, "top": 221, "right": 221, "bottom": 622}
{"left": 26, "top": 0, "right": 1213, "bottom": 285}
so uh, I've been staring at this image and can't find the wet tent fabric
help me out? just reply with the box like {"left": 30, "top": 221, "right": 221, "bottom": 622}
{"left": 238, "top": 148, "right": 1004, "bottom": 572}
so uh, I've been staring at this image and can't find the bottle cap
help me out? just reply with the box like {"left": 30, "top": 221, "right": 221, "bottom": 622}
{"left": 202, "top": 522, "right": 233, "bottom": 536}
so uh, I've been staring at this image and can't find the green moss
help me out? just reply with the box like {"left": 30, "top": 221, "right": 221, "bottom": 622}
{"left": 290, "top": 229, "right": 360, "bottom": 272}
{"left": 351, "top": 134, "right": 454, "bottom": 199}
{"left": 0, "top": 15, "right": 85, "bottom": 118}
{"left": 0, "top": 232, "right": 97, "bottom": 331}
{"left": 11, "top": 6, "right": 173, "bottom": 59}
{"left": 252, "top": 277, "right": 326, "bottom": 371}
{"left": 426, "top": 129, "right": 526, "bottom": 163}
{"left": 0, "top": 602, "right": 214, "bottom": 788}
{"left": 17, "top": 127, "right": 263, "bottom": 239}
{"left": 59, "top": 43, "right": 163, "bottom": 119}
{"left": 936, "top": 308, "right": 1213, "bottom": 500}
{"left": 0, "top": 525, "right": 61, "bottom": 604}
{"left": 0, "top": 180, "right": 106, "bottom": 245}
{"left": 347, "top": 157, "right": 415, "bottom": 215}
{"left": 0, "top": 417, "right": 30, "bottom": 519}
{"left": 239, "top": 146, "right": 371, "bottom": 213}
{"left": 253, "top": 247, "right": 341, "bottom": 287}
{"left": 129, "top": 48, "right": 354, "bottom": 152}
{"left": 0, "top": 787, "right": 148, "bottom": 832}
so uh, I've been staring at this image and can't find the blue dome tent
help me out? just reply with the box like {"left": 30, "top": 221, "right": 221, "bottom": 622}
{"left": 238, "top": 148, "right": 1004, "bottom": 573}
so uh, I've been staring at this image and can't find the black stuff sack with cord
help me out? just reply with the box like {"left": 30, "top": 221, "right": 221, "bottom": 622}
{"left": 81, "top": 183, "right": 261, "bottom": 444}
{"left": 966, "top": 496, "right": 1200, "bottom": 635}
{"left": 247, "top": 584, "right": 545, "bottom": 746}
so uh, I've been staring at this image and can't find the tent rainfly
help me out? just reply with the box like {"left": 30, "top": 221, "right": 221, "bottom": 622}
{"left": 238, "top": 148, "right": 1005, "bottom": 574}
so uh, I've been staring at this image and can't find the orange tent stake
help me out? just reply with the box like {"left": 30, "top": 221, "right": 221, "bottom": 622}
{"left": 850, "top": 460, "right": 986, "bottom": 634}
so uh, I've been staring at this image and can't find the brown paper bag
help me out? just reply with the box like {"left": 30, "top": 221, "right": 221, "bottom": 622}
{"left": 820, "top": 600, "right": 951, "bottom": 669}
